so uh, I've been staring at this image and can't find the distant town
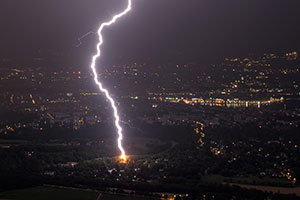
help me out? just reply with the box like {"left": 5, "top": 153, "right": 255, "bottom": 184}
{"left": 0, "top": 51, "right": 300, "bottom": 199}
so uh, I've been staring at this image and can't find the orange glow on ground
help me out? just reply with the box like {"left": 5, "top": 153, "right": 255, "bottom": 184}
{"left": 119, "top": 155, "right": 128, "bottom": 163}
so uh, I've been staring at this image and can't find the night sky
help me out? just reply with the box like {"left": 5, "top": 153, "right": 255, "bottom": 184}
{"left": 1, "top": 0, "right": 300, "bottom": 65}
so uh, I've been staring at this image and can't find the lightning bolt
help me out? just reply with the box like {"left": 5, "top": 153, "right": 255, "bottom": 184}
{"left": 90, "top": 0, "right": 132, "bottom": 162}
{"left": 76, "top": 31, "right": 96, "bottom": 47}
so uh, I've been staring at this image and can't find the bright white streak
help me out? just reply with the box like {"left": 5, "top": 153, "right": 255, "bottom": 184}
{"left": 90, "top": 0, "right": 132, "bottom": 161}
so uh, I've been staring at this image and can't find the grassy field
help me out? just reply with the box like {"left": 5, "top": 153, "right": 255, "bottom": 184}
{"left": 0, "top": 139, "right": 28, "bottom": 149}
{"left": 202, "top": 174, "right": 291, "bottom": 186}
{"left": 0, "top": 139, "right": 27, "bottom": 145}
{"left": 230, "top": 184, "right": 300, "bottom": 197}
{"left": 0, "top": 186, "right": 158, "bottom": 200}
{"left": 0, "top": 187, "right": 97, "bottom": 200}
{"left": 102, "top": 194, "right": 158, "bottom": 200}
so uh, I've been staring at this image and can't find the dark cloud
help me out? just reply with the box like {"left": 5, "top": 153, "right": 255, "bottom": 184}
{"left": 1, "top": 0, "right": 300, "bottom": 65}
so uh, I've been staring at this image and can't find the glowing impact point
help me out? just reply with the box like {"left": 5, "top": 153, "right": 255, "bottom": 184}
{"left": 90, "top": 0, "right": 132, "bottom": 162}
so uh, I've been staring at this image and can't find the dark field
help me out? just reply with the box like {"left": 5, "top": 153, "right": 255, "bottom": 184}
{"left": 0, "top": 186, "right": 159, "bottom": 200}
